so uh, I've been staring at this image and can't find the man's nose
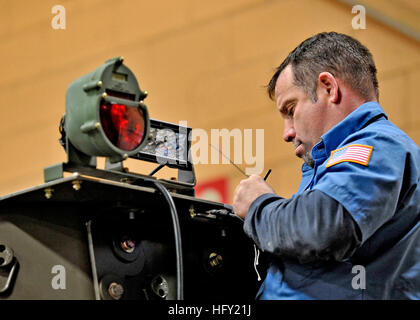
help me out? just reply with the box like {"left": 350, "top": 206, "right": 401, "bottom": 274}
{"left": 283, "top": 120, "right": 296, "bottom": 142}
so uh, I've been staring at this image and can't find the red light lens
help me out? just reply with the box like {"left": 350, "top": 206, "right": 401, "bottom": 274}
{"left": 99, "top": 102, "right": 145, "bottom": 151}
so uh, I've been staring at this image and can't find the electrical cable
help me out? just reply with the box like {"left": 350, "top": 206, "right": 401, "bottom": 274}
{"left": 209, "top": 143, "right": 248, "bottom": 177}
{"left": 148, "top": 163, "right": 165, "bottom": 176}
{"left": 152, "top": 181, "right": 184, "bottom": 300}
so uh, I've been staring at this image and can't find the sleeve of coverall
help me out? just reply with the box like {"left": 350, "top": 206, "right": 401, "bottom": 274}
{"left": 313, "top": 133, "right": 408, "bottom": 244}
{"left": 243, "top": 190, "right": 362, "bottom": 264}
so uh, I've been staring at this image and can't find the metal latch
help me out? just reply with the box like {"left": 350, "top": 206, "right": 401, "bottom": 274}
{"left": 0, "top": 244, "right": 18, "bottom": 294}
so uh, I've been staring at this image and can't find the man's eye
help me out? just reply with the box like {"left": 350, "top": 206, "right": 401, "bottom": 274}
{"left": 288, "top": 107, "right": 295, "bottom": 117}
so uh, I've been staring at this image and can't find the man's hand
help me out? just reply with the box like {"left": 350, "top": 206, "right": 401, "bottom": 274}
{"left": 232, "top": 174, "right": 275, "bottom": 219}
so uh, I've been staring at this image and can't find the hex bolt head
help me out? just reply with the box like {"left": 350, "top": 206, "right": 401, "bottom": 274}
{"left": 108, "top": 282, "right": 124, "bottom": 300}
{"left": 44, "top": 188, "right": 53, "bottom": 199}
{"left": 209, "top": 252, "right": 223, "bottom": 267}
{"left": 120, "top": 238, "right": 135, "bottom": 253}
{"left": 72, "top": 180, "right": 82, "bottom": 191}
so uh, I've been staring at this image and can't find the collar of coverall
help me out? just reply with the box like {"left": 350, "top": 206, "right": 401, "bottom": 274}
{"left": 310, "top": 101, "right": 388, "bottom": 164}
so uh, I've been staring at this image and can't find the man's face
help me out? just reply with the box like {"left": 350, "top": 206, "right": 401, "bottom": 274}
{"left": 275, "top": 65, "right": 327, "bottom": 167}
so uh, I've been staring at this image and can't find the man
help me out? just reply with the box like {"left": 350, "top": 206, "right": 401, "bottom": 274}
{"left": 233, "top": 32, "right": 420, "bottom": 299}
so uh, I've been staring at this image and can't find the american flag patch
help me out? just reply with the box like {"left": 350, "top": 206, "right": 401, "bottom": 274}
{"left": 326, "top": 144, "right": 373, "bottom": 168}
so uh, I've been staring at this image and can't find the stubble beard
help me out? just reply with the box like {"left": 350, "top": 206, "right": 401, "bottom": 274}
{"left": 302, "top": 151, "right": 315, "bottom": 168}
{"left": 294, "top": 141, "right": 315, "bottom": 168}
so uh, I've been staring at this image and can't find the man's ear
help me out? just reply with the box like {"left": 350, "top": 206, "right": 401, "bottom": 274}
{"left": 318, "top": 72, "right": 340, "bottom": 103}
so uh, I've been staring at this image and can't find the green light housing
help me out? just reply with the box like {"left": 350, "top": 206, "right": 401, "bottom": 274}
{"left": 64, "top": 57, "right": 150, "bottom": 164}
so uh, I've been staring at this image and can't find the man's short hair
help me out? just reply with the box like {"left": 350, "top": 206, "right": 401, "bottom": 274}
{"left": 267, "top": 32, "right": 379, "bottom": 102}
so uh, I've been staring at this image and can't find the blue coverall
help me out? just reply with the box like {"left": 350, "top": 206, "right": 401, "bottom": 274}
{"left": 245, "top": 102, "right": 420, "bottom": 299}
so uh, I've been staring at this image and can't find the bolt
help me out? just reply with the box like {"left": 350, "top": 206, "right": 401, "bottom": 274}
{"left": 120, "top": 177, "right": 132, "bottom": 184}
{"left": 72, "top": 180, "right": 82, "bottom": 191}
{"left": 128, "top": 211, "right": 136, "bottom": 220}
{"left": 120, "top": 238, "right": 135, "bottom": 253}
{"left": 189, "top": 206, "right": 195, "bottom": 218}
{"left": 108, "top": 282, "right": 124, "bottom": 300}
{"left": 209, "top": 253, "right": 223, "bottom": 267}
{"left": 44, "top": 188, "right": 53, "bottom": 199}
